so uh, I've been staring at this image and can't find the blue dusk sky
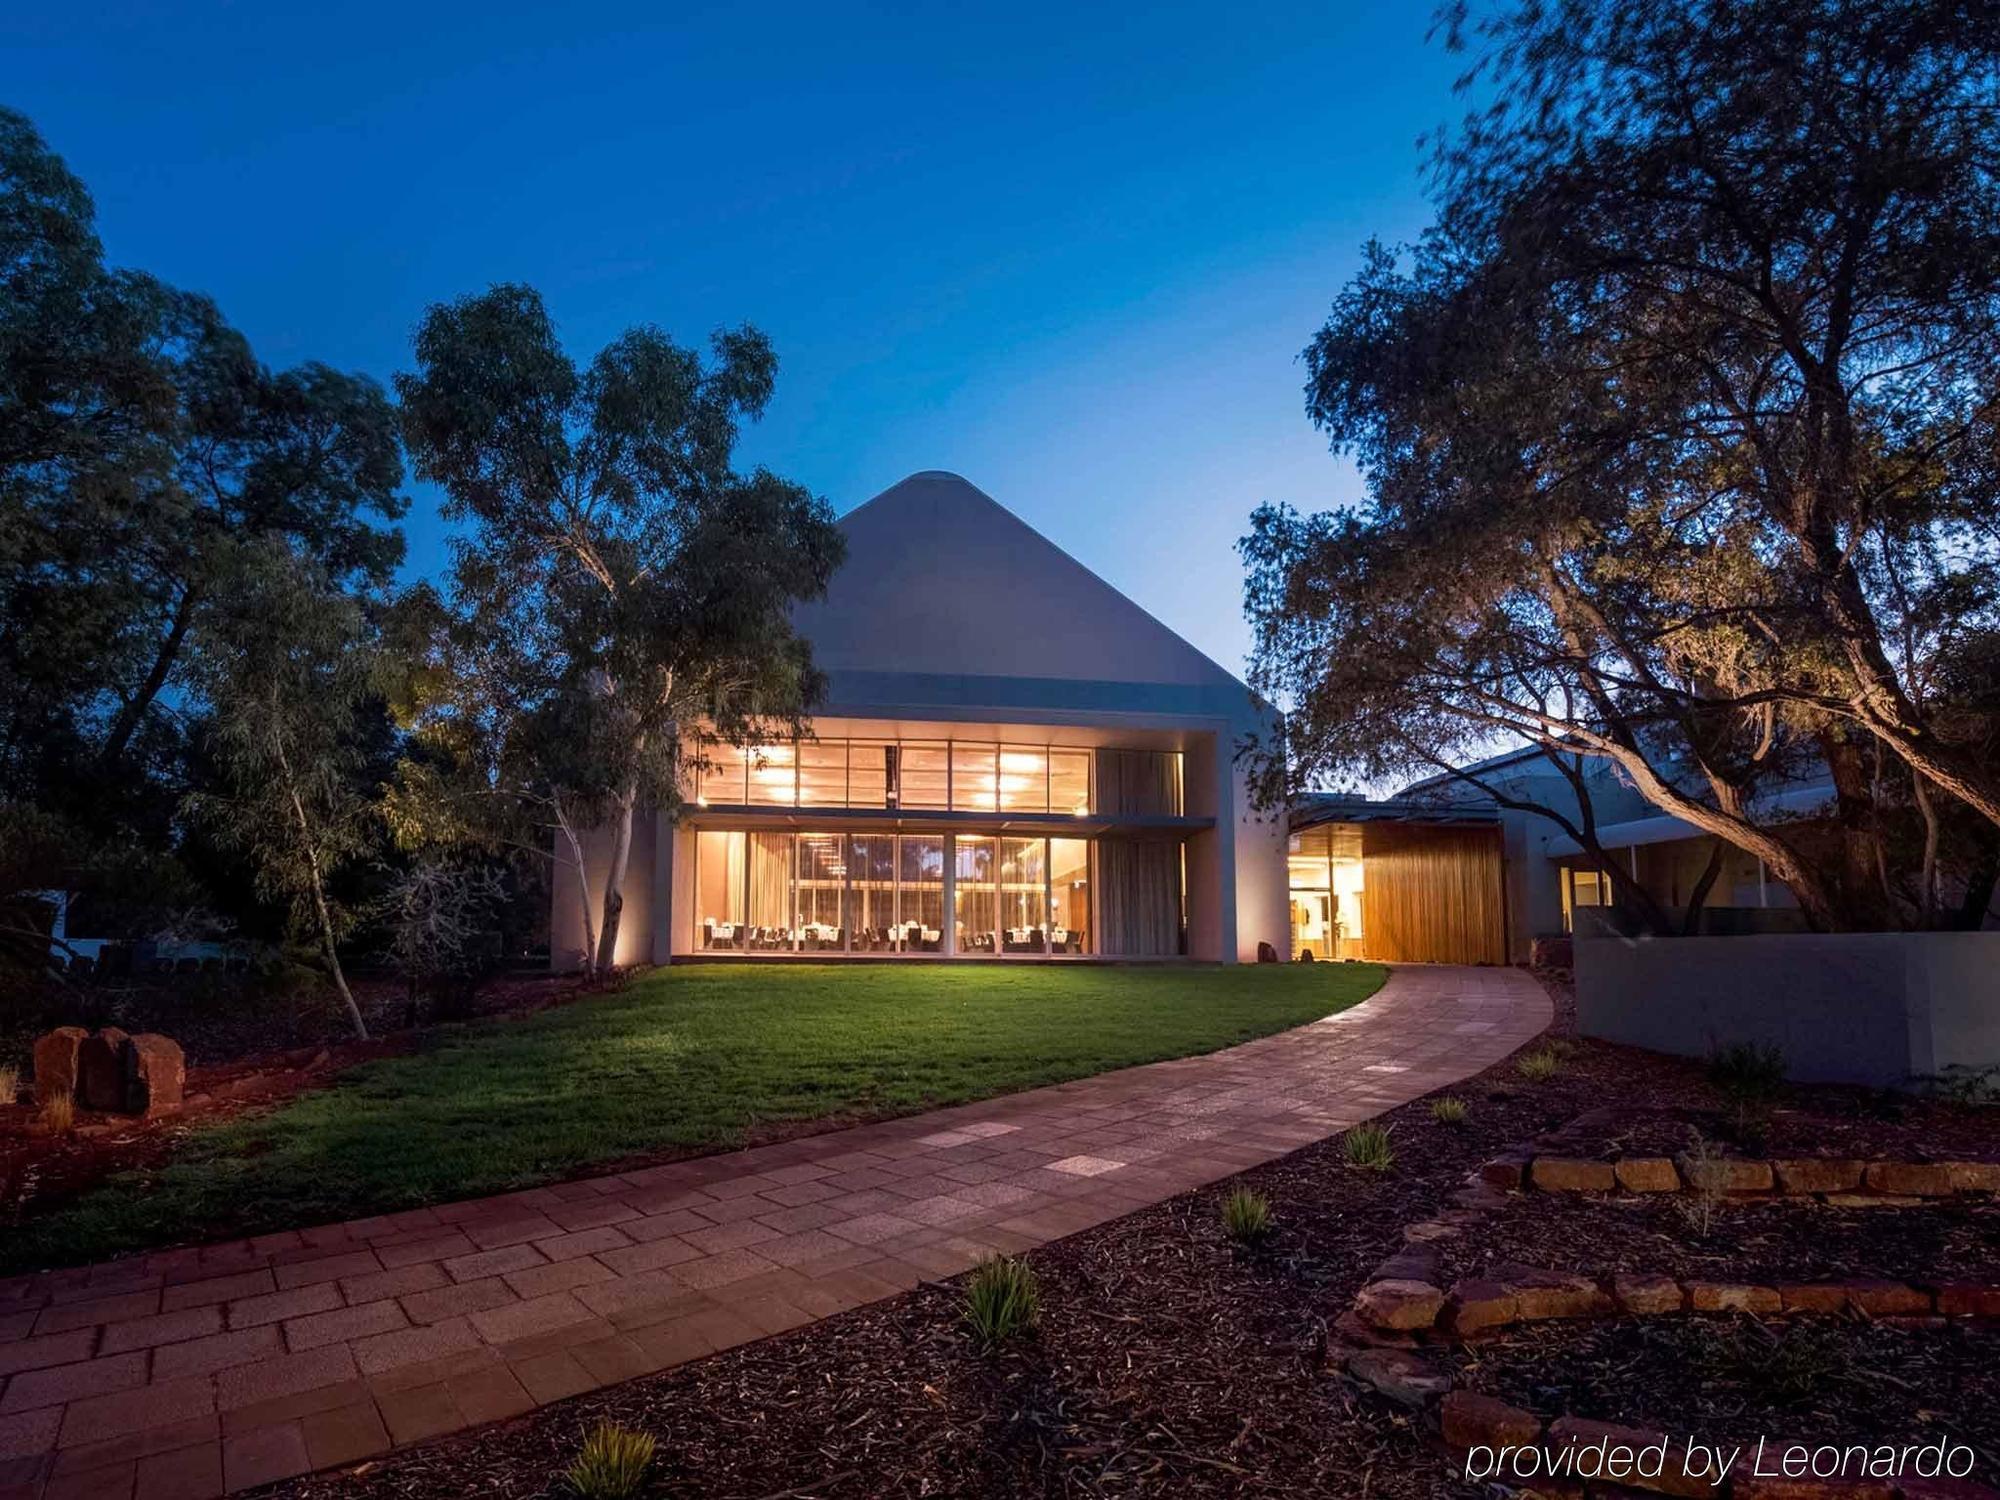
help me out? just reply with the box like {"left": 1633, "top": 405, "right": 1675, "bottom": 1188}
{"left": 8, "top": 2, "right": 1461, "bottom": 679}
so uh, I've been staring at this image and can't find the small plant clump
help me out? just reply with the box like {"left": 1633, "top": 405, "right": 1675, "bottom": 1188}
{"left": 564, "top": 1422, "right": 658, "bottom": 1499}
{"left": 1343, "top": 1122, "right": 1395, "bottom": 1171}
{"left": 1221, "top": 1186, "right": 1273, "bottom": 1241}
{"left": 1430, "top": 1095, "right": 1468, "bottom": 1125}
{"left": 1515, "top": 1047, "right": 1562, "bottom": 1081}
{"left": 964, "top": 1255, "right": 1041, "bottom": 1346}
{"left": 1676, "top": 1128, "right": 1727, "bottom": 1239}
{"left": 1708, "top": 1040, "right": 1787, "bottom": 1148}
{"left": 1690, "top": 1317, "right": 1851, "bottom": 1404}
{"left": 38, "top": 1091, "right": 74, "bottom": 1135}
{"left": 0, "top": 1064, "right": 19, "bottom": 1105}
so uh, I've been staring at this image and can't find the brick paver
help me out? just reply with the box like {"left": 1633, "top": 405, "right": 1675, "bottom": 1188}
{"left": 0, "top": 964, "right": 1546, "bottom": 1496}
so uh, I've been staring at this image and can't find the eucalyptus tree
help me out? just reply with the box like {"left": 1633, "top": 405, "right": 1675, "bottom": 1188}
{"left": 396, "top": 285, "right": 844, "bottom": 969}
{"left": 1248, "top": 0, "right": 2000, "bottom": 931}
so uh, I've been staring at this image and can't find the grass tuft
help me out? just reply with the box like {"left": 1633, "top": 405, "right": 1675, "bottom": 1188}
{"left": 1515, "top": 1047, "right": 1562, "bottom": 1081}
{"left": 963, "top": 1255, "right": 1041, "bottom": 1346}
{"left": 1342, "top": 1122, "right": 1395, "bottom": 1171}
{"left": 0, "top": 1064, "right": 18, "bottom": 1105}
{"left": 1430, "top": 1095, "right": 1468, "bottom": 1125}
{"left": 38, "top": 1092, "right": 73, "bottom": 1135}
{"left": 1220, "top": 1186, "right": 1272, "bottom": 1242}
{"left": 564, "top": 1422, "right": 657, "bottom": 1499}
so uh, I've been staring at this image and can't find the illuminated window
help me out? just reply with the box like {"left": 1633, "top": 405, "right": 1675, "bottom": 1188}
{"left": 998, "top": 748, "right": 1049, "bottom": 813}
{"left": 952, "top": 743, "right": 998, "bottom": 812}
{"left": 1050, "top": 751, "right": 1090, "bottom": 815}
{"left": 900, "top": 743, "right": 950, "bottom": 809}
{"left": 746, "top": 745, "right": 795, "bottom": 807}
{"left": 797, "top": 740, "right": 847, "bottom": 807}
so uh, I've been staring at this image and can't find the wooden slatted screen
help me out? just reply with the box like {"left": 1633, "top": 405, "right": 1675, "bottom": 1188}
{"left": 1359, "top": 823, "right": 1506, "bottom": 965}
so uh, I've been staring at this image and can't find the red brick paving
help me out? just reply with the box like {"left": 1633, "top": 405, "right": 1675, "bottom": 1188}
{"left": 0, "top": 965, "right": 1545, "bottom": 1496}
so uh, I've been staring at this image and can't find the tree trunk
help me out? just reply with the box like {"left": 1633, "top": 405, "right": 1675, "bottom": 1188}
{"left": 593, "top": 783, "right": 637, "bottom": 973}
{"left": 284, "top": 779, "right": 368, "bottom": 1040}
{"left": 1680, "top": 839, "right": 1726, "bottom": 936}
{"left": 1913, "top": 773, "right": 1942, "bottom": 930}
{"left": 1819, "top": 728, "right": 1894, "bottom": 930}
{"left": 99, "top": 583, "right": 199, "bottom": 771}
{"left": 552, "top": 798, "right": 598, "bottom": 976}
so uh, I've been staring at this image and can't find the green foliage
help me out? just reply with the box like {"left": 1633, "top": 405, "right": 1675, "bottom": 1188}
{"left": 394, "top": 284, "right": 846, "bottom": 970}
{"left": 1430, "top": 1095, "right": 1468, "bottom": 1125}
{"left": 1243, "top": 0, "right": 2000, "bottom": 932}
{"left": 186, "top": 548, "right": 386, "bottom": 1037}
{"left": 1220, "top": 1186, "right": 1273, "bottom": 1241}
{"left": 564, "top": 1423, "right": 657, "bottom": 1499}
{"left": 1514, "top": 1048, "right": 1561, "bottom": 1082}
{"left": 1708, "top": 1042, "right": 1787, "bottom": 1100}
{"left": 2, "top": 962, "right": 1385, "bottom": 1272}
{"left": 1342, "top": 1122, "right": 1395, "bottom": 1171}
{"left": 964, "top": 1255, "right": 1040, "bottom": 1345}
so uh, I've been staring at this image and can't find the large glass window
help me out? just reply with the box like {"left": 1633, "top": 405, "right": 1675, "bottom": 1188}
{"left": 1050, "top": 837, "right": 1090, "bottom": 954}
{"left": 849, "top": 835, "right": 896, "bottom": 950}
{"left": 850, "top": 742, "right": 892, "bottom": 809}
{"left": 954, "top": 835, "right": 997, "bottom": 954}
{"left": 998, "top": 748, "right": 1048, "bottom": 813}
{"left": 797, "top": 741, "right": 848, "bottom": 808}
{"left": 748, "top": 831, "right": 794, "bottom": 947}
{"left": 1051, "top": 752, "right": 1090, "bottom": 816}
{"left": 696, "top": 830, "right": 747, "bottom": 949}
{"left": 952, "top": 744, "right": 998, "bottom": 812}
{"left": 795, "top": 833, "right": 846, "bottom": 949}
{"left": 900, "top": 836, "right": 945, "bottom": 950}
{"left": 692, "top": 735, "right": 1110, "bottom": 815}
{"left": 900, "top": 744, "right": 950, "bottom": 810}
{"left": 747, "top": 745, "right": 796, "bottom": 807}
{"left": 999, "top": 837, "right": 1047, "bottom": 952}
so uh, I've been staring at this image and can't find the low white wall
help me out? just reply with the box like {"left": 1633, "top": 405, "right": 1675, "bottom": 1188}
{"left": 1575, "top": 930, "right": 2000, "bottom": 1086}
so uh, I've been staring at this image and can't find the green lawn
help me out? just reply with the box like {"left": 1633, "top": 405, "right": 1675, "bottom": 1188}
{"left": 7, "top": 961, "right": 1384, "bottom": 1273}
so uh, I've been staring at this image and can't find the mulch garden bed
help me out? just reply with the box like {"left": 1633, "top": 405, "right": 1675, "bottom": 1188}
{"left": 251, "top": 972, "right": 2000, "bottom": 1500}
{"left": 1543, "top": 1099, "right": 2000, "bottom": 1165}
{"left": 1443, "top": 1314, "right": 2000, "bottom": 1458}
{"left": 1428, "top": 1190, "right": 2000, "bottom": 1286}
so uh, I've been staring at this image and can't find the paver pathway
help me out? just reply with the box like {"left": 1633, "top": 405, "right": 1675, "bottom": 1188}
{"left": 0, "top": 964, "right": 1548, "bottom": 1498}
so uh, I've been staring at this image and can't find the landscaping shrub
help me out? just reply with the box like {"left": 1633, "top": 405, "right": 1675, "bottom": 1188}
{"left": 964, "top": 1255, "right": 1041, "bottom": 1345}
{"left": 1515, "top": 1047, "right": 1562, "bottom": 1081}
{"left": 1342, "top": 1122, "right": 1395, "bottom": 1171}
{"left": 1430, "top": 1095, "right": 1468, "bottom": 1125}
{"left": 1676, "top": 1129, "right": 1725, "bottom": 1239}
{"left": 1708, "top": 1041, "right": 1787, "bottom": 1148}
{"left": 564, "top": 1421, "right": 657, "bottom": 1499}
{"left": 0, "top": 1063, "right": 18, "bottom": 1104}
{"left": 1221, "top": 1186, "right": 1272, "bottom": 1241}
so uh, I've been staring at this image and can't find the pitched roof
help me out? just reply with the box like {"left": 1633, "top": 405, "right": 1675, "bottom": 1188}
{"left": 791, "top": 471, "right": 1246, "bottom": 692}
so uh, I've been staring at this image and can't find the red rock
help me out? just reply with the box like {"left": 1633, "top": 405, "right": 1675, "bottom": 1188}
{"left": 1945, "top": 1161, "right": 2000, "bottom": 1194}
{"left": 1615, "top": 1157, "right": 1680, "bottom": 1193}
{"left": 1778, "top": 1283, "right": 1852, "bottom": 1315}
{"left": 1771, "top": 1158, "right": 1865, "bottom": 1194}
{"left": 1371, "top": 1250, "right": 1441, "bottom": 1284}
{"left": 1444, "top": 1279, "right": 1518, "bottom": 1336}
{"left": 31, "top": 1027, "right": 88, "bottom": 1105}
{"left": 1440, "top": 1390, "right": 1542, "bottom": 1449}
{"left": 1826, "top": 1192, "right": 1921, "bottom": 1208}
{"left": 1613, "top": 1273, "right": 1685, "bottom": 1315}
{"left": 1496, "top": 1265, "right": 1612, "bottom": 1321}
{"left": 1355, "top": 1279, "right": 1444, "bottom": 1332}
{"left": 1934, "top": 1283, "right": 2000, "bottom": 1317}
{"left": 1864, "top": 1162, "right": 1956, "bottom": 1197}
{"left": 1530, "top": 1157, "right": 1617, "bottom": 1193}
{"left": 1688, "top": 1281, "right": 1782, "bottom": 1314}
{"left": 1479, "top": 1153, "right": 1530, "bottom": 1191}
{"left": 124, "top": 1034, "right": 185, "bottom": 1118}
{"left": 1677, "top": 1155, "right": 1774, "bottom": 1193}
{"left": 75, "top": 1028, "right": 131, "bottom": 1111}
{"left": 1845, "top": 1280, "right": 1931, "bottom": 1317}
{"left": 1344, "top": 1347, "right": 1448, "bottom": 1406}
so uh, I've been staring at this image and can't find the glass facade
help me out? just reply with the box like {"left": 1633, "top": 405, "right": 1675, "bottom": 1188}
{"left": 1287, "top": 825, "right": 1365, "bottom": 960}
{"left": 693, "top": 736, "right": 1116, "bottom": 816}
{"left": 694, "top": 831, "right": 1100, "bottom": 956}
